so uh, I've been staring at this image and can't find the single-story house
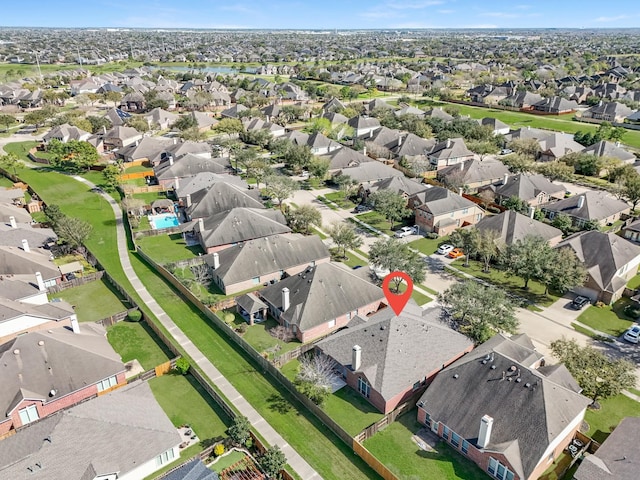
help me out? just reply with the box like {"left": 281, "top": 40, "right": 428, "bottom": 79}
{"left": 321, "top": 147, "right": 372, "bottom": 171}
{"left": 541, "top": 191, "right": 630, "bottom": 228}
{"left": 487, "top": 173, "right": 566, "bottom": 206}
{"left": 206, "top": 234, "right": 330, "bottom": 295}
{"left": 537, "top": 132, "right": 585, "bottom": 162}
{"left": 143, "top": 107, "right": 179, "bottom": 130}
{"left": 0, "top": 381, "right": 181, "bottom": 480}
{"left": 532, "top": 96, "right": 579, "bottom": 114}
{"left": 116, "top": 136, "right": 173, "bottom": 163}
{"left": 581, "top": 101, "right": 635, "bottom": 123}
{"left": 174, "top": 171, "right": 245, "bottom": 199}
{"left": 333, "top": 161, "right": 404, "bottom": 185}
{"left": 409, "top": 186, "right": 484, "bottom": 237}
{"left": 573, "top": 416, "right": 640, "bottom": 480}
{"left": 358, "top": 175, "right": 428, "bottom": 202}
{"left": 417, "top": 333, "right": 591, "bottom": 480}
{"left": 0, "top": 323, "right": 126, "bottom": 435}
{"left": 0, "top": 244, "right": 61, "bottom": 287}
{"left": 153, "top": 154, "right": 229, "bottom": 189}
{"left": 258, "top": 262, "right": 385, "bottom": 343}
{"left": 184, "top": 183, "right": 263, "bottom": 220}
{"left": 472, "top": 210, "right": 563, "bottom": 247}
{"left": 307, "top": 131, "right": 342, "bottom": 156}
{"left": 556, "top": 230, "right": 640, "bottom": 304}
{"left": 316, "top": 304, "right": 473, "bottom": 414}
{"left": 438, "top": 158, "right": 509, "bottom": 193}
{"left": 43, "top": 124, "right": 92, "bottom": 144}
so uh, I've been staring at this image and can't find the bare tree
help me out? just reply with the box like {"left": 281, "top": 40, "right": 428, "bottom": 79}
{"left": 477, "top": 189, "right": 496, "bottom": 209}
{"left": 122, "top": 197, "right": 145, "bottom": 218}
{"left": 191, "top": 263, "right": 212, "bottom": 287}
{"left": 296, "top": 353, "right": 337, "bottom": 391}
{"left": 269, "top": 325, "right": 294, "bottom": 343}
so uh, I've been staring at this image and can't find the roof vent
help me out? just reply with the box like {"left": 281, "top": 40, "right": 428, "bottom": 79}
{"left": 516, "top": 378, "right": 522, "bottom": 383}
{"left": 13, "top": 349, "right": 19, "bottom": 355}
{"left": 453, "top": 373, "right": 459, "bottom": 379}
{"left": 525, "top": 382, "right": 531, "bottom": 388}
{"left": 490, "top": 365, "right": 496, "bottom": 370}
{"left": 482, "top": 359, "right": 487, "bottom": 364}
{"left": 38, "top": 340, "right": 44, "bottom": 346}
{"left": 49, "top": 389, "right": 56, "bottom": 397}
{"left": 509, "top": 365, "right": 517, "bottom": 372}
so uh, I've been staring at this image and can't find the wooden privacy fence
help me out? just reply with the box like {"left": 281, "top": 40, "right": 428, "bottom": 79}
{"left": 121, "top": 184, "right": 168, "bottom": 195}
{"left": 354, "top": 399, "right": 416, "bottom": 443}
{"left": 46, "top": 271, "right": 105, "bottom": 293}
{"left": 353, "top": 441, "right": 399, "bottom": 480}
{"left": 120, "top": 170, "right": 154, "bottom": 181}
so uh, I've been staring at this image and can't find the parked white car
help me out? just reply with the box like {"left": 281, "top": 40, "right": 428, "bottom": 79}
{"left": 394, "top": 226, "right": 417, "bottom": 238}
{"left": 437, "top": 244, "right": 454, "bottom": 255}
{"left": 623, "top": 325, "right": 640, "bottom": 343}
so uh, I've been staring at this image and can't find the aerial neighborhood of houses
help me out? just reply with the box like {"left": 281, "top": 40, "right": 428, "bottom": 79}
{"left": 2, "top": 25, "right": 640, "bottom": 480}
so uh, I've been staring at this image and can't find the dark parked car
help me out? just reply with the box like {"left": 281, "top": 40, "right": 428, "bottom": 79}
{"left": 570, "top": 296, "right": 590, "bottom": 310}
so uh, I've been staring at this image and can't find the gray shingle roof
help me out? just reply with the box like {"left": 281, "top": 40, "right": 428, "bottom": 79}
{"left": 495, "top": 173, "right": 565, "bottom": 202}
{"left": 411, "top": 186, "right": 477, "bottom": 216}
{"left": 162, "top": 458, "right": 219, "bottom": 480}
{"left": 0, "top": 223, "right": 57, "bottom": 249}
{"left": 187, "top": 183, "right": 263, "bottom": 219}
{"left": 582, "top": 140, "right": 636, "bottom": 163}
{"left": 207, "top": 234, "right": 329, "bottom": 287}
{"left": 0, "top": 277, "right": 40, "bottom": 301}
{"left": 393, "top": 133, "right": 436, "bottom": 157}
{"left": 556, "top": 231, "right": 640, "bottom": 293}
{"left": 335, "top": 162, "right": 403, "bottom": 183}
{"left": 317, "top": 305, "right": 472, "bottom": 401}
{"left": 199, "top": 207, "right": 290, "bottom": 249}
{"left": 438, "top": 158, "right": 509, "bottom": 186}
{"left": 542, "top": 190, "right": 629, "bottom": 222}
{"left": 322, "top": 147, "right": 372, "bottom": 170}
{"left": 235, "top": 292, "right": 268, "bottom": 315}
{"left": 117, "top": 136, "right": 173, "bottom": 161}
{"left": 473, "top": 210, "right": 562, "bottom": 246}
{"left": 259, "top": 262, "right": 384, "bottom": 332}
{"left": 0, "top": 246, "right": 60, "bottom": 281}
{"left": 0, "top": 324, "right": 124, "bottom": 420}
{"left": 363, "top": 175, "right": 428, "bottom": 197}
{"left": 417, "top": 334, "right": 590, "bottom": 480}
{"left": 0, "top": 381, "right": 180, "bottom": 480}
{"left": 428, "top": 137, "right": 473, "bottom": 160}
{"left": 175, "top": 170, "right": 241, "bottom": 199}
{"left": 574, "top": 417, "right": 640, "bottom": 480}
{"left": 154, "top": 154, "right": 229, "bottom": 180}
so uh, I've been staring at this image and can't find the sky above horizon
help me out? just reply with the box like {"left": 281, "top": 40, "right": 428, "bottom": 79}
{"left": 3, "top": 1, "right": 640, "bottom": 29}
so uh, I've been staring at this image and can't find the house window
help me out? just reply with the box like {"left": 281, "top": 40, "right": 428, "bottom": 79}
{"left": 442, "top": 425, "right": 450, "bottom": 440}
{"left": 451, "top": 431, "right": 460, "bottom": 448}
{"left": 488, "top": 457, "right": 514, "bottom": 480}
{"left": 97, "top": 375, "right": 118, "bottom": 392}
{"left": 18, "top": 405, "right": 39, "bottom": 425}
{"left": 252, "top": 277, "right": 260, "bottom": 285}
{"left": 155, "top": 448, "right": 175, "bottom": 467}
{"left": 461, "top": 440, "right": 469, "bottom": 454}
{"left": 476, "top": 213, "right": 482, "bottom": 222}
{"left": 328, "top": 319, "right": 336, "bottom": 328}
{"left": 463, "top": 208, "right": 469, "bottom": 214}
{"left": 358, "top": 377, "right": 371, "bottom": 398}
{"left": 424, "top": 412, "right": 432, "bottom": 428}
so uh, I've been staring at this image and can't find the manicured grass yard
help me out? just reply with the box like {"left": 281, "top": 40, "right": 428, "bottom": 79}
{"left": 225, "top": 312, "right": 301, "bottom": 358}
{"left": 132, "top": 191, "right": 168, "bottom": 204}
{"left": 341, "top": 253, "right": 367, "bottom": 269}
{"left": 136, "top": 233, "right": 204, "bottom": 264}
{"left": 627, "top": 273, "right": 640, "bottom": 290}
{"left": 129, "top": 253, "right": 377, "bottom": 480}
{"left": 451, "top": 259, "right": 559, "bottom": 307}
{"left": 0, "top": 176, "right": 16, "bottom": 188}
{"left": 355, "top": 211, "right": 395, "bottom": 235}
{"left": 585, "top": 394, "right": 640, "bottom": 444}
{"left": 50, "top": 278, "right": 130, "bottom": 322}
{"left": 211, "top": 450, "right": 246, "bottom": 472}
{"left": 149, "top": 373, "right": 231, "bottom": 444}
{"left": 324, "top": 191, "right": 357, "bottom": 210}
{"left": 577, "top": 298, "right": 635, "bottom": 337}
{"left": 409, "top": 235, "right": 450, "bottom": 255}
{"left": 364, "top": 409, "right": 486, "bottom": 480}
{"left": 106, "top": 320, "right": 173, "bottom": 370}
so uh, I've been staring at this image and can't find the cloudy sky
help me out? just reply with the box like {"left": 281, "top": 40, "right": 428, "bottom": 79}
{"left": 3, "top": 0, "right": 639, "bottom": 29}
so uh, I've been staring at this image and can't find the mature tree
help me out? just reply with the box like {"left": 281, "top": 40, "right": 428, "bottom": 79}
{"left": 369, "top": 189, "right": 411, "bottom": 229}
{"left": 502, "top": 235, "right": 553, "bottom": 289}
{"left": 562, "top": 152, "right": 604, "bottom": 177}
{"left": 583, "top": 219, "right": 601, "bottom": 231}
{"left": 48, "top": 139, "right": 99, "bottom": 172}
{"left": 624, "top": 173, "right": 640, "bottom": 211}
{"left": 308, "top": 156, "right": 330, "bottom": 181}
{"left": 101, "top": 164, "right": 120, "bottom": 191}
{"left": 240, "top": 129, "right": 272, "bottom": 149}
{"left": 327, "top": 221, "right": 362, "bottom": 259}
{"left": 477, "top": 189, "right": 496, "bottom": 209}
{"left": 245, "top": 157, "right": 272, "bottom": 189}
{"left": 121, "top": 197, "right": 145, "bottom": 218}
{"left": 24, "top": 110, "right": 49, "bottom": 128}
{"left": 212, "top": 118, "right": 244, "bottom": 135}
{"left": 449, "top": 227, "right": 480, "bottom": 267}
{"left": 171, "top": 114, "right": 198, "bottom": 131}
{"left": 544, "top": 247, "right": 587, "bottom": 295}
{"left": 55, "top": 216, "right": 92, "bottom": 250}
{"left": 552, "top": 213, "right": 573, "bottom": 235}
{"left": 103, "top": 91, "right": 122, "bottom": 106}
{"left": 179, "top": 127, "right": 205, "bottom": 142}
{"left": 0, "top": 152, "right": 20, "bottom": 176}
{"left": 283, "top": 143, "right": 313, "bottom": 172}
{"left": 476, "top": 229, "right": 501, "bottom": 273}
{"left": 467, "top": 140, "right": 499, "bottom": 160}
{"left": 369, "top": 237, "right": 426, "bottom": 292}
{"left": 227, "top": 415, "right": 251, "bottom": 446}
{"left": 502, "top": 195, "right": 529, "bottom": 215}
{"left": 501, "top": 153, "right": 534, "bottom": 173}
{"left": 286, "top": 205, "right": 322, "bottom": 235}
{"left": 127, "top": 117, "right": 150, "bottom": 133}
{"left": 439, "top": 280, "right": 518, "bottom": 343}
{"left": 295, "top": 353, "right": 336, "bottom": 405}
{"left": 264, "top": 174, "right": 297, "bottom": 211}
{"left": 536, "top": 161, "right": 574, "bottom": 182}
{"left": 333, "top": 173, "right": 358, "bottom": 199}
{"left": 550, "top": 339, "right": 636, "bottom": 404}
{"left": 507, "top": 138, "right": 541, "bottom": 159}
{"left": 87, "top": 115, "right": 112, "bottom": 134}
{"left": 0, "top": 114, "right": 16, "bottom": 132}
{"left": 44, "top": 204, "right": 64, "bottom": 226}
{"left": 260, "top": 445, "right": 287, "bottom": 479}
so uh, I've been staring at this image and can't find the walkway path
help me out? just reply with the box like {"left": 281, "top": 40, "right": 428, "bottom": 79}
{"left": 73, "top": 176, "right": 322, "bottom": 480}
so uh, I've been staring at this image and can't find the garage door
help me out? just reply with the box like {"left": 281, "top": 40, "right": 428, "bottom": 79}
{"left": 571, "top": 286, "right": 599, "bottom": 303}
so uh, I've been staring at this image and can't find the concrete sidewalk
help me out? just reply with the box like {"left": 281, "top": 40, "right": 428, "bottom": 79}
{"left": 73, "top": 176, "right": 322, "bottom": 480}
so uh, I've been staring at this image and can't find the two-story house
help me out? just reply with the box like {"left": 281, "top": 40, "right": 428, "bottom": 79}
{"left": 409, "top": 186, "right": 484, "bottom": 236}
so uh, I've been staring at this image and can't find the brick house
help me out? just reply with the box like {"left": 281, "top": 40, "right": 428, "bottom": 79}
{"left": 416, "top": 334, "right": 590, "bottom": 480}
{"left": 486, "top": 173, "right": 566, "bottom": 207}
{"left": 409, "top": 186, "right": 484, "bottom": 237}
{"left": 0, "top": 323, "right": 126, "bottom": 436}
{"left": 258, "top": 262, "right": 385, "bottom": 343}
{"left": 541, "top": 191, "right": 630, "bottom": 229}
{"left": 427, "top": 137, "right": 475, "bottom": 170}
{"left": 316, "top": 304, "right": 473, "bottom": 413}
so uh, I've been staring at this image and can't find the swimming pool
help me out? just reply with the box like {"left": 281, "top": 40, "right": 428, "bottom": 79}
{"left": 149, "top": 213, "right": 180, "bottom": 230}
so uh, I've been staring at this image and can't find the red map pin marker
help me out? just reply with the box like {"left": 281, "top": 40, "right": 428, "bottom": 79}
{"left": 382, "top": 271, "right": 413, "bottom": 316}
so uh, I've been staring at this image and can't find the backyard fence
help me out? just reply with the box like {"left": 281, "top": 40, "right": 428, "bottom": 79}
{"left": 353, "top": 398, "right": 417, "bottom": 443}
{"left": 94, "top": 308, "right": 139, "bottom": 327}
{"left": 121, "top": 185, "right": 169, "bottom": 195}
{"left": 134, "top": 226, "right": 182, "bottom": 238}
{"left": 120, "top": 170, "right": 154, "bottom": 181}
{"left": 46, "top": 271, "right": 105, "bottom": 293}
{"left": 352, "top": 441, "right": 399, "bottom": 480}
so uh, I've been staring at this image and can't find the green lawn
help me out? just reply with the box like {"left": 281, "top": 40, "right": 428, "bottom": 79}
{"left": 409, "top": 236, "right": 450, "bottom": 255}
{"left": 124, "top": 165, "right": 152, "bottom": 174}
{"left": 225, "top": 312, "right": 301, "bottom": 358}
{"left": 364, "top": 409, "right": 487, "bottom": 480}
{"left": 627, "top": 273, "right": 640, "bottom": 290}
{"left": 50, "top": 278, "right": 130, "bottom": 322}
{"left": 451, "top": 259, "right": 559, "bottom": 307}
{"left": 149, "top": 373, "right": 231, "bottom": 446}
{"left": 355, "top": 211, "right": 395, "bottom": 235}
{"left": 106, "top": 320, "right": 173, "bottom": 370}
{"left": 323, "top": 388, "right": 385, "bottom": 437}
{"left": 324, "top": 191, "right": 357, "bottom": 210}
{"left": 133, "top": 191, "right": 167, "bottom": 204}
{"left": 571, "top": 323, "right": 614, "bottom": 342}
{"left": 136, "top": 233, "right": 204, "bottom": 264}
{"left": 129, "top": 253, "right": 378, "bottom": 480}
{"left": 211, "top": 450, "right": 247, "bottom": 472}
{"left": 341, "top": 253, "right": 367, "bottom": 269}
{"left": 0, "top": 176, "right": 16, "bottom": 188}
{"left": 577, "top": 298, "right": 635, "bottom": 337}
{"left": 585, "top": 394, "right": 640, "bottom": 444}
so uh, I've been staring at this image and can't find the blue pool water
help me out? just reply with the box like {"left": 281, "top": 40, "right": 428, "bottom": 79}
{"left": 149, "top": 214, "right": 179, "bottom": 229}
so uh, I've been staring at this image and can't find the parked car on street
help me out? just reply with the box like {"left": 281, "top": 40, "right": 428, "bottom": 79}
{"left": 623, "top": 325, "right": 640, "bottom": 343}
{"left": 447, "top": 248, "right": 464, "bottom": 259}
{"left": 437, "top": 244, "right": 454, "bottom": 255}
{"left": 395, "top": 226, "right": 417, "bottom": 238}
{"left": 570, "top": 295, "right": 590, "bottom": 310}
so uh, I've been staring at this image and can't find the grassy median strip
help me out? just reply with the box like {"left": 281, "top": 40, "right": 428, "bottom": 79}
{"left": 128, "top": 252, "right": 377, "bottom": 480}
